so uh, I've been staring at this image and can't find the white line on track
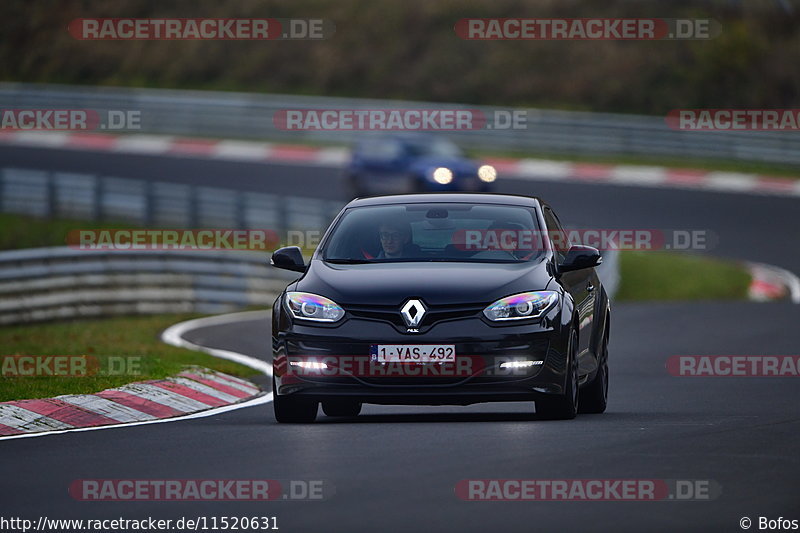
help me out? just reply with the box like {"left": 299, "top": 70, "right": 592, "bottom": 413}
{"left": 748, "top": 262, "right": 800, "bottom": 304}
{"left": 160, "top": 310, "right": 273, "bottom": 375}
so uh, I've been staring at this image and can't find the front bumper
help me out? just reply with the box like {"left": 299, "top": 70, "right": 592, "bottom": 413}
{"left": 272, "top": 310, "right": 570, "bottom": 405}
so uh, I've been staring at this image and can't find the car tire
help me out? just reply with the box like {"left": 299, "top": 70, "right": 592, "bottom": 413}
{"left": 322, "top": 399, "right": 362, "bottom": 417}
{"left": 578, "top": 331, "right": 609, "bottom": 414}
{"left": 273, "top": 377, "right": 318, "bottom": 423}
{"left": 536, "top": 329, "right": 579, "bottom": 420}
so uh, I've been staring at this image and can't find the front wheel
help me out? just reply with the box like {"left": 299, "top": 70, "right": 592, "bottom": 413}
{"left": 536, "top": 329, "right": 579, "bottom": 420}
{"left": 273, "top": 377, "right": 318, "bottom": 423}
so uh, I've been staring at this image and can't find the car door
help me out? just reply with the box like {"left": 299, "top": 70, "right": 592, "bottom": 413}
{"left": 543, "top": 207, "right": 597, "bottom": 375}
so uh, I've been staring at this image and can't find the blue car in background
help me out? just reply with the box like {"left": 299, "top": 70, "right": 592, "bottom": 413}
{"left": 345, "top": 134, "right": 497, "bottom": 197}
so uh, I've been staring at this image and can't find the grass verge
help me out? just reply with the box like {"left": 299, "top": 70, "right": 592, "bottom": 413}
{"left": 0, "top": 213, "right": 135, "bottom": 251}
{"left": 616, "top": 251, "right": 751, "bottom": 301}
{"left": 0, "top": 314, "right": 259, "bottom": 403}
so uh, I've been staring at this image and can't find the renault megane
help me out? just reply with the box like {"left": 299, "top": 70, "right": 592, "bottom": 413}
{"left": 269, "top": 193, "right": 610, "bottom": 422}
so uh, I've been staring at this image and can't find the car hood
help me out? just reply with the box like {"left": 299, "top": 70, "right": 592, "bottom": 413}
{"left": 296, "top": 258, "right": 553, "bottom": 306}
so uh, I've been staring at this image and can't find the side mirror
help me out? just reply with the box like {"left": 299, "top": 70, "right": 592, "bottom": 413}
{"left": 270, "top": 246, "right": 306, "bottom": 273}
{"left": 558, "top": 245, "right": 602, "bottom": 273}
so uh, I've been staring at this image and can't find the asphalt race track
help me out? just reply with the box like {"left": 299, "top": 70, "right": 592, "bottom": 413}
{"left": 2, "top": 146, "right": 799, "bottom": 532}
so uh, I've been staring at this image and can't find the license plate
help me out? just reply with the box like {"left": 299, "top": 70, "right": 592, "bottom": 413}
{"left": 370, "top": 344, "right": 456, "bottom": 363}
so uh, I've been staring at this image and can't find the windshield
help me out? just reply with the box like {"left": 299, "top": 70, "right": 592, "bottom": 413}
{"left": 406, "top": 138, "right": 463, "bottom": 158}
{"left": 321, "top": 202, "right": 544, "bottom": 264}
{"left": 358, "top": 137, "right": 463, "bottom": 161}
{"left": 357, "top": 138, "right": 405, "bottom": 161}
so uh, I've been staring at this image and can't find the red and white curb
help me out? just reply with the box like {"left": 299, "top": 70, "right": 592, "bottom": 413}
{"left": 0, "top": 311, "right": 273, "bottom": 441}
{"left": 747, "top": 262, "right": 800, "bottom": 303}
{"left": 0, "top": 368, "right": 261, "bottom": 438}
{"left": 2, "top": 131, "right": 799, "bottom": 197}
{"left": 484, "top": 158, "right": 800, "bottom": 197}
{"left": 0, "top": 130, "right": 349, "bottom": 167}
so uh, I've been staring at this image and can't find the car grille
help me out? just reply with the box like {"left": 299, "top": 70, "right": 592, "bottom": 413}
{"left": 344, "top": 303, "right": 485, "bottom": 330}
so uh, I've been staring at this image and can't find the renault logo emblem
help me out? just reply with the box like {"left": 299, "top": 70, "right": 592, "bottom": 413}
{"left": 400, "top": 299, "right": 427, "bottom": 328}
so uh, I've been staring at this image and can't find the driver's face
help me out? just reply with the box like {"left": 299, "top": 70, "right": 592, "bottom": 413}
{"left": 379, "top": 225, "right": 409, "bottom": 255}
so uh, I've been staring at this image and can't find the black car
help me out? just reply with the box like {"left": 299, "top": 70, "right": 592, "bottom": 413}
{"left": 269, "top": 193, "right": 610, "bottom": 422}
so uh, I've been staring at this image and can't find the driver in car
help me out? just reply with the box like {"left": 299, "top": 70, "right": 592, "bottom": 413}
{"left": 376, "top": 221, "right": 417, "bottom": 258}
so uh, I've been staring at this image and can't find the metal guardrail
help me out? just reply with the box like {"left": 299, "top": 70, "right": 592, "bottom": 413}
{"left": 0, "top": 247, "right": 298, "bottom": 325}
{"left": 0, "top": 166, "right": 343, "bottom": 325}
{"left": 0, "top": 167, "right": 345, "bottom": 232}
{"left": 0, "top": 245, "right": 618, "bottom": 326}
{"left": 2, "top": 83, "right": 799, "bottom": 165}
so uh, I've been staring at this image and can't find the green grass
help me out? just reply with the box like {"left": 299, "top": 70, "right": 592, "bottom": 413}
{"left": 616, "top": 251, "right": 751, "bottom": 301}
{"left": 0, "top": 314, "right": 259, "bottom": 403}
{"left": 0, "top": 213, "right": 137, "bottom": 251}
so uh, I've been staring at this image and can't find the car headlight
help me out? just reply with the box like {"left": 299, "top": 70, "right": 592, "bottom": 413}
{"left": 431, "top": 167, "right": 453, "bottom": 184}
{"left": 483, "top": 291, "right": 559, "bottom": 321}
{"left": 285, "top": 292, "right": 345, "bottom": 322}
{"left": 477, "top": 164, "right": 497, "bottom": 183}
